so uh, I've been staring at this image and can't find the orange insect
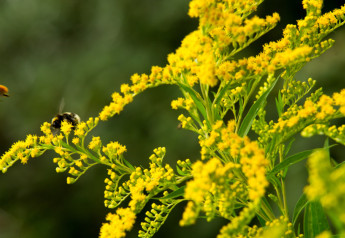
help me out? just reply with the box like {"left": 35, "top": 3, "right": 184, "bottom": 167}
{"left": 0, "top": 85, "right": 9, "bottom": 97}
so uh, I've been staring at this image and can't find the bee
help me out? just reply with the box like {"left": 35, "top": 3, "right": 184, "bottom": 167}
{"left": 51, "top": 112, "right": 81, "bottom": 135}
{"left": 0, "top": 85, "right": 9, "bottom": 97}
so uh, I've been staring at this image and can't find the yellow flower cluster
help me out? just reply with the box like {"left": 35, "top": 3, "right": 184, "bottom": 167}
{"left": 104, "top": 147, "right": 175, "bottom": 214}
{"left": 99, "top": 208, "right": 136, "bottom": 238}
{"left": 167, "top": 8, "right": 280, "bottom": 87}
{"left": 217, "top": 201, "right": 260, "bottom": 237}
{"left": 305, "top": 149, "right": 345, "bottom": 225}
{"left": 102, "top": 141, "right": 127, "bottom": 160}
{"left": 99, "top": 65, "right": 175, "bottom": 121}
{"left": 73, "top": 117, "right": 99, "bottom": 137}
{"left": 127, "top": 162, "right": 175, "bottom": 211}
{"left": 0, "top": 134, "right": 40, "bottom": 172}
{"left": 302, "top": 123, "right": 345, "bottom": 146}
{"left": 244, "top": 216, "right": 296, "bottom": 238}
{"left": 176, "top": 158, "right": 192, "bottom": 175}
{"left": 253, "top": 87, "right": 344, "bottom": 161}
{"left": 60, "top": 120, "right": 73, "bottom": 136}
{"left": 139, "top": 202, "right": 173, "bottom": 237}
{"left": 279, "top": 78, "right": 315, "bottom": 108}
{"left": 271, "top": 46, "right": 313, "bottom": 68}
{"left": 269, "top": 89, "right": 345, "bottom": 144}
{"left": 171, "top": 97, "right": 195, "bottom": 111}
{"left": 316, "top": 5, "right": 345, "bottom": 31}
{"left": 181, "top": 158, "right": 243, "bottom": 226}
{"left": 302, "top": 0, "right": 322, "bottom": 13}
{"left": 88, "top": 136, "right": 102, "bottom": 151}
{"left": 198, "top": 120, "right": 269, "bottom": 200}
{"left": 180, "top": 119, "right": 269, "bottom": 232}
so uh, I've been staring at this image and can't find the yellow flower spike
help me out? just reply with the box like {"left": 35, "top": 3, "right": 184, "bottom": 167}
{"left": 60, "top": 120, "right": 73, "bottom": 136}
{"left": 56, "top": 134, "right": 64, "bottom": 141}
{"left": 30, "top": 148, "right": 40, "bottom": 158}
{"left": 25, "top": 134, "right": 37, "bottom": 147}
{"left": 116, "top": 144, "right": 127, "bottom": 155}
{"left": 86, "top": 117, "right": 94, "bottom": 128}
{"left": 180, "top": 201, "right": 199, "bottom": 226}
{"left": 171, "top": 98, "right": 184, "bottom": 110}
{"left": 88, "top": 136, "right": 102, "bottom": 151}
{"left": 99, "top": 104, "right": 112, "bottom": 121}
{"left": 120, "top": 83, "right": 131, "bottom": 94}
{"left": 18, "top": 152, "right": 29, "bottom": 164}
{"left": 43, "top": 135, "right": 53, "bottom": 145}
{"left": 74, "top": 122, "right": 87, "bottom": 136}
{"left": 149, "top": 66, "right": 163, "bottom": 83}
{"left": 39, "top": 136, "right": 45, "bottom": 143}
{"left": 99, "top": 208, "right": 136, "bottom": 238}
{"left": 40, "top": 122, "right": 52, "bottom": 135}
{"left": 123, "top": 94, "right": 133, "bottom": 104}
{"left": 72, "top": 137, "right": 80, "bottom": 145}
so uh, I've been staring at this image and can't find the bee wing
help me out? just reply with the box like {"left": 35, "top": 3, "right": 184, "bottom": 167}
{"left": 59, "top": 98, "right": 65, "bottom": 114}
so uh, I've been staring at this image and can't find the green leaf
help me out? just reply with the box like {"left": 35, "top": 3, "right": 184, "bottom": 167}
{"left": 284, "top": 138, "right": 295, "bottom": 157}
{"left": 304, "top": 200, "right": 330, "bottom": 237}
{"left": 275, "top": 91, "right": 283, "bottom": 117}
{"left": 293, "top": 193, "right": 309, "bottom": 226}
{"left": 123, "top": 158, "right": 135, "bottom": 171}
{"left": 268, "top": 150, "right": 314, "bottom": 177}
{"left": 238, "top": 76, "right": 279, "bottom": 137}
{"left": 176, "top": 165, "right": 187, "bottom": 176}
{"left": 161, "top": 185, "right": 185, "bottom": 200}
{"left": 177, "top": 82, "right": 208, "bottom": 122}
{"left": 324, "top": 138, "right": 330, "bottom": 157}
{"left": 265, "top": 134, "right": 277, "bottom": 155}
{"left": 334, "top": 160, "right": 345, "bottom": 169}
{"left": 257, "top": 214, "right": 267, "bottom": 227}
{"left": 259, "top": 197, "right": 274, "bottom": 221}
{"left": 268, "top": 174, "right": 282, "bottom": 190}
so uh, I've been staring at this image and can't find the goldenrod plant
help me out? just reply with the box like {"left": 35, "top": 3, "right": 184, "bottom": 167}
{"left": 1, "top": 0, "right": 345, "bottom": 237}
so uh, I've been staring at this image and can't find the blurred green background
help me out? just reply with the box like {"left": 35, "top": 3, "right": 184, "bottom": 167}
{"left": 0, "top": 0, "right": 345, "bottom": 237}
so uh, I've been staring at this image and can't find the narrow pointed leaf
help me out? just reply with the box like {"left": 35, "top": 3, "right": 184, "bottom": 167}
{"left": 123, "top": 158, "right": 135, "bottom": 171}
{"left": 177, "top": 82, "right": 208, "bottom": 121}
{"left": 238, "top": 76, "right": 279, "bottom": 137}
{"left": 268, "top": 150, "right": 314, "bottom": 177}
{"left": 304, "top": 200, "right": 330, "bottom": 237}
{"left": 293, "top": 193, "right": 309, "bottom": 226}
{"left": 161, "top": 185, "right": 185, "bottom": 200}
{"left": 176, "top": 165, "right": 187, "bottom": 176}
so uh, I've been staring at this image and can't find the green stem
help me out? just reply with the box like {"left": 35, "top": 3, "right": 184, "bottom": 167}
{"left": 281, "top": 177, "right": 289, "bottom": 218}
{"left": 279, "top": 145, "right": 289, "bottom": 219}
{"left": 273, "top": 184, "right": 285, "bottom": 214}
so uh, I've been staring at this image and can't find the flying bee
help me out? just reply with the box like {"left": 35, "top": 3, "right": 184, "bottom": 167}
{"left": 0, "top": 85, "right": 9, "bottom": 97}
{"left": 51, "top": 112, "right": 81, "bottom": 135}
